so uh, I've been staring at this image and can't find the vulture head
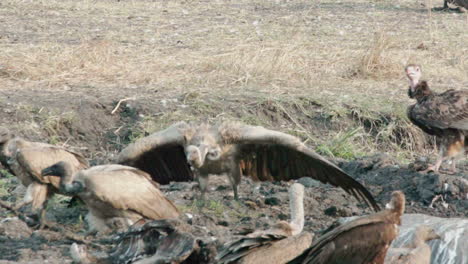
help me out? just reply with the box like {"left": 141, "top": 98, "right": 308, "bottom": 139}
{"left": 405, "top": 64, "right": 431, "bottom": 100}
{"left": 385, "top": 191, "right": 405, "bottom": 223}
{"left": 415, "top": 225, "right": 441, "bottom": 242}
{"left": 42, "top": 161, "right": 82, "bottom": 193}
{"left": 185, "top": 130, "right": 222, "bottom": 169}
{"left": 0, "top": 127, "right": 13, "bottom": 145}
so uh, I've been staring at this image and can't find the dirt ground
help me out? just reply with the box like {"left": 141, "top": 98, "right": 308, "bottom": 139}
{"left": 0, "top": 0, "right": 467, "bottom": 263}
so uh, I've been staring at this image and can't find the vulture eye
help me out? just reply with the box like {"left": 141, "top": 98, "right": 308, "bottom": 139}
{"left": 207, "top": 149, "right": 221, "bottom": 160}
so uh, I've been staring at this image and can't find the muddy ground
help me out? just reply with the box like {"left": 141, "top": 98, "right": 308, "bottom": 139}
{"left": 0, "top": 92, "right": 466, "bottom": 263}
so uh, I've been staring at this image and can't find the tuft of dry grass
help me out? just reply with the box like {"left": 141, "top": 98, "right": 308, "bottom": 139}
{"left": 350, "top": 31, "right": 401, "bottom": 80}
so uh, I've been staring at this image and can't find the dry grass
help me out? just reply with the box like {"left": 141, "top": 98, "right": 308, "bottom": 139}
{"left": 0, "top": 0, "right": 467, "bottom": 160}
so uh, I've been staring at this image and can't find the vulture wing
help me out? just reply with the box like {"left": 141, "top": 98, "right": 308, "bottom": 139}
{"left": 15, "top": 145, "right": 88, "bottom": 188}
{"left": 217, "top": 233, "right": 287, "bottom": 263}
{"left": 219, "top": 123, "right": 380, "bottom": 211}
{"left": 289, "top": 216, "right": 396, "bottom": 264}
{"left": 409, "top": 90, "right": 468, "bottom": 131}
{"left": 116, "top": 122, "right": 194, "bottom": 184}
{"left": 81, "top": 165, "right": 180, "bottom": 220}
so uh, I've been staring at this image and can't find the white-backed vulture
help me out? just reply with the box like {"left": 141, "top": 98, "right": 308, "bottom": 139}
{"left": 289, "top": 191, "right": 405, "bottom": 264}
{"left": 41, "top": 162, "right": 180, "bottom": 234}
{"left": 385, "top": 225, "right": 441, "bottom": 264}
{"left": 116, "top": 122, "right": 380, "bottom": 211}
{"left": 216, "top": 183, "right": 314, "bottom": 264}
{"left": 69, "top": 218, "right": 216, "bottom": 264}
{"left": 0, "top": 127, "right": 89, "bottom": 228}
{"left": 405, "top": 64, "right": 468, "bottom": 174}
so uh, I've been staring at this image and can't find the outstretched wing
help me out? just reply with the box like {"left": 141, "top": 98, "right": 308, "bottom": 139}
{"left": 410, "top": 89, "right": 468, "bottom": 132}
{"left": 15, "top": 145, "right": 88, "bottom": 188}
{"left": 219, "top": 123, "right": 380, "bottom": 211}
{"left": 289, "top": 217, "right": 395, "bottom": 264}
{"left": 82, "top": 165, "right": 180, "bottom": 220}
{"left": 116, "top": 122, "right": 194, "bottom": 184}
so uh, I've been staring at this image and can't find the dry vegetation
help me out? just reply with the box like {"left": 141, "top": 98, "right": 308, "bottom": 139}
{"left": 0, "top": 0, "right": 467, "bottom": 161}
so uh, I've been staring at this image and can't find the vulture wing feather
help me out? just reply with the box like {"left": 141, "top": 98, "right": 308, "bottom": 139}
{"left": 116, "top": 122, "right": 194, "bottom": 184}
{"left": 81, "top": 165, "right": 180, "bottom": 220}
{"left": 290, "top": 218, "right": 395, "bottom": 264}
{"left": 410, "top": 89, "right": 468, "bottom": 131}
{"left": 219, "top": 123, "right": 380, "bottom": 211}
{"left": 16, "top": 145, "right": 88, "bottom": 188}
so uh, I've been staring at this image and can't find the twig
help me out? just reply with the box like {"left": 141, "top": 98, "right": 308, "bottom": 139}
{"left": 111, "top": 97, "right": 135, "bottom": 115}
{"left": 0, "top": 200, "right": 17, "bottom": 213}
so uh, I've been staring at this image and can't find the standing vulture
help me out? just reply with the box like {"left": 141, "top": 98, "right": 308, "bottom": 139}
{"left": 288, "top": 191, "right": 405, "bottom": 264}
{"left": 216, "top": 183, "right": 314, "bottom": 264}
{"left": 0, "top": 127, "right": 89, "bottom": 228}
{"left": 385, "top": 225, "right": 441, "bottom": 264}
{"left": 116, "top": 122, "right": 380, "bottom": 211}
{"left": 405, "top": 64, "right": 468, "bottom": 174}
{"left": 41, "top": 162, "right": 180, "bottom": 235}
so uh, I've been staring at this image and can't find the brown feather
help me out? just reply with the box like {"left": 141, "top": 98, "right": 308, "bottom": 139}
{"left": 71, "top": 164, "right": 180, "bottom": 233}
{"left": 289, "top": 191, "right": 405, "bottom": 264}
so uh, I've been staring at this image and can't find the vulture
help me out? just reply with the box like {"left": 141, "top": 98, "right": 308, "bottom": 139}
{"left": 116, "top": 122, "right": 380, "bottom": 211}
{"left": 385, "top": 225, "right": 441, "bottom": 264}
{"left": 405, "top": 64, "right": 468, "bottom": 174}
{"left": 216, "top": 183, "right": 314, "bottom": 264}
{"left": 69, "top": 218, "right": 217, "bottom": 264}
{"left": 0, "top": 127, "right": 89, "bottom": 228}
{"left": 41, "top": 162, "right": 180, "bottom": 235}
{"left": 288, "top": 191, "right": 406, "bottom": 264}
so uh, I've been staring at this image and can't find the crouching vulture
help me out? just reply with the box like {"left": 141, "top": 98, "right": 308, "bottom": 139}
{"left": 217, "top": 183, "right": 314, "bottom": 264}
{"left": 116, "top": 122, "right": 380, "bottom": 211}
{"left": 41, "top": 162, "right": 180, "bottom": 235}
{"left": 385, "top": 225, "right": 441, "bottom": 264}
{"left": 288, "top": 191, "right": 405, "bottom": 264}
{"left": 405, "top": 64, "right": 468, "bottom": 174}
{"left": 0, "top": 127, "right": 89, "bottom": 228}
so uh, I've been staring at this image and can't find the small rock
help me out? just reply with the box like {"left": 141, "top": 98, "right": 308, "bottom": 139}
{"left": 0, "top": 217, "right": 32, "bottom": 239}
{"left": 32, "top": 230, "right": 62, "bottom": 241}
{"left": 297, "top": 177, "right": 321, "bottom": 188}
{"left": 264, "top": 197, "right": 281, "bottom": 206}
{"left": 278, "top": 213, "right": 288, "bottom": 221}
{"left": 217, "top": 221, "right": 229, "bottom": 227}
{"left": 244, "top": 201, "right": 258, "bottom": 209}
{"left": 240, "top": 217, "right": 252, "bottom": 223}
{"left": 324, "top": 206, "right": 338, "bottom": 216}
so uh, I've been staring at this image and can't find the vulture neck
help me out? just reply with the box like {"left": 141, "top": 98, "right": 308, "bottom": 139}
{"left": 408, "top": 80, "right": 433, "bottom": 103}
{"left": 409, "top": 232, "right": 428, "bottom": 248}
{"left": 288, "top": 183, "right": 305, "bottom": 236}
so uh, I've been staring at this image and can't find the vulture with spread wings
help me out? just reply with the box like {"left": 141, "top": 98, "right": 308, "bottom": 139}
{"left": 117, "top": 122, "right": 379, "bottom": 211}
{"left": 405, "top": 64, "right": 468, "bottom": 174}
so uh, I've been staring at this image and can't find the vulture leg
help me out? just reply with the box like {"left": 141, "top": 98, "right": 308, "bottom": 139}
{"left": 15, "top": 182, "right": 48, "bottom": 212}
{"left": 228, "top": 166, "right": 241, "bottom": 200}
{"left": 38, "top": 200, "right": 51, "bottom": 230}
{"left": 196, "top": 174, "right": 209, "bottom": 202}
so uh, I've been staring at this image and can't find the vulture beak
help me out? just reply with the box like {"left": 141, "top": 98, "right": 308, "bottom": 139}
{"left": 41, "top": 166, "right": 56, "bottom": 177}
{"left": 186, "top": 145, "right": 209, "bottom": 168}
{"left": 198, "top": 145, "right": 209, "bottom": 165}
